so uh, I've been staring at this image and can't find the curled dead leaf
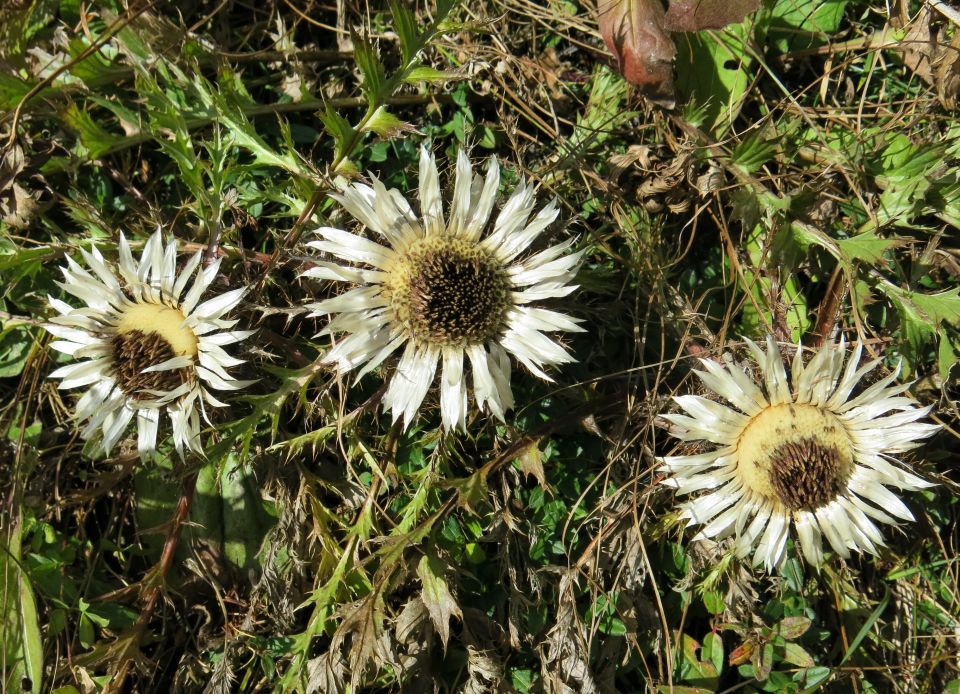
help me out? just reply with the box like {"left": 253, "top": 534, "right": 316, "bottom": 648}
{"left": 597, "top": 0, "right": 676, "bottom": 107}
{"left": 596, "top": 0, "right": 759, "bottom": 106}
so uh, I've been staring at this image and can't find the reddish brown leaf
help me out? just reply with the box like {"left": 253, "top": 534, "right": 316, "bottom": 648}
{"left": 596, "top": 0, "right": 759, "bottom": 105}
{"left": 662, "top": 0, "right": 760, "bottom": 33}
{"left": 597, "top": 0, "right": 677, "bottom": 106}
{"left": 728, "top": 640, "right": 755, "bottom": 666}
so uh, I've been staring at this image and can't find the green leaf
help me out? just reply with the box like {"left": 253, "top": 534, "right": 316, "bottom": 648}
{"left": 775, "top": 615, "right": 812, "bottom": 640}
{"left": 781, "top": 642, "right": 815, "bottom": 668}
{"left": 353, "top": 33, "right": 387, "bottom": 100}
{"left": 0, "top": 73, "right": 35, "bottom": 111}
{"left": 938, "top": 333, "right": 960, "bottom": 381}
{"left": 674, "top": 20, "right": 754, "bottom": 134}
{"left": 363, "top": 106, "right": 413, "bottom": 138}
{"left": 1, "top": 525, "right": 43, "bottom": 694}
{"left": 764, "top": 0, "right": 846, "bottom": 52}
{"left": 910, "top": 288, "right": 960, "bottom": 325}
{"left": 753, "top": 641, "right": 774, "bottom": 681}
{"left": 390, "top": 1, "right": 421, "bottom": 64}
{"left": 702, "top": 632, "right": 724, "bottom": 674}
{"left": 800, "top": 665, "right": 832, "bottom": 692}
{"left": 319, "top": 105, "right": 358, "bottom": 168}
{"left": 731, "top": 131, "right": 777, "bottom": 175}
{"left": 62, "top": 104, "right": 124, "bottom": 159}
{"left": 0, "top": 326, "right": 31, "bottom": 378}
{"left": 702, "top": 590, "right": 725, "bottom": 615}
{"left": 835, "top": 231, "right": 899, "bottom": 265}
{"left": 841, "top": 587, "right": 889, "bottom": 664}
{"left": 403, "top": 66, "right": 459, "bottom": 84}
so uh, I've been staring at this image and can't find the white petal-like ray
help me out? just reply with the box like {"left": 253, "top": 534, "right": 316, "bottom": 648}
{"left": 660, "top": 334, "right": 939, "bottom": 572}
{"left": 304, "top": 147, "right": 581, "bottom": 431}
{"left": 419, "top": 146, "right": 444, "bottom": 236}
{"left": 44, "top": 230, "right": 251, "bottom": 460}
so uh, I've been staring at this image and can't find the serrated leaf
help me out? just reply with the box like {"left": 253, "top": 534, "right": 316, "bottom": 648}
{"left": 363, "top": 106, "right": 415, "bottom": 138}
{"left": 455, "top": 470, "right": 489, "bottom": 514}
{"left": 910, "top": 288, "right": 960, "bottom": 324}
{"left": 352, "top": 33, "right": 387, "bottom": 100}
{"left": 416, "top": 554, "right": 461, "bottom": 649}
{"left": 390, "top": 1, "right": 421, "bottom": 64}
{"left": 517, "top": 443, "right": 547, "bottom": 487}
{"left": 62, "top": 103, "right": 124, "bottom": 159}
{"left": 731, "top": 131, "right": 776, "bottom": 174}
{"left": 319, "top": 105, "right": 358, "bottom": 164}
{"left": 835, "top": 231, "right": 899, "bottom": 265}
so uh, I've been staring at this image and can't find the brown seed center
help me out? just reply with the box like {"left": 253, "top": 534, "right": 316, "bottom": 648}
{"left": 393, "top": 240, "right": 508, "bottom": 346}
{"left": 110, "top": 330, "right": 189, "bottom": 398}
{"left": 768, "top": 437, "right": 846, "bottom": 512}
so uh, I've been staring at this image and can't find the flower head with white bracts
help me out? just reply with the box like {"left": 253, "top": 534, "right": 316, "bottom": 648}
{"left": 303, "top": 147, "right": 584, "bottom": 430}
{"left": 660, "top": 336, "right": 939, "bottom": 572}
{"left": 45, "top": 229, "right": 253, "bottom": 460}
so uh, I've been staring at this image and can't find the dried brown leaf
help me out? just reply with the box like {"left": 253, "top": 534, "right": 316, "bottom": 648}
{"left": 596, "top": 0, "right": 759, "bottom": 106}
{"left": 662, "top": 0, "right": 760, "bottom": 32}
{"left": 417, "top": 554, "right": 462, "bottom": 650}
{"left": 517, "top": 443, "right": 548, "bottom": 488}
{"left": 597, "top": 0, "right": 676, "bottom": 106}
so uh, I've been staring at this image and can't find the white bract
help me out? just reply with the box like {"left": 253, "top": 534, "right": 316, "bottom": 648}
{"left": 661, "top": 336, "right": 938, "bottom": 572}
{"left": 46, "top": 229, "right": 253, "bottom": 459}
{"left": 304, "top": 147, "right": 584, "bottom": 430}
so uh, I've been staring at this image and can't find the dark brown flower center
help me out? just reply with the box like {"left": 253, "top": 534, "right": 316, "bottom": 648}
{"left": 768, "top": 437, "right": 846, "bottom": 512}
{"left": 400, "top": 242, "right": 508, "bottom": 346}
{"left": 110, "top": 330, "right": 189, "bottom": 398}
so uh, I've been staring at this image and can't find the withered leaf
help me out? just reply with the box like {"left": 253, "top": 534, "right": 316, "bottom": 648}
{"left": 417, "top": 554, "right": 462, "bottom": 650}
{"left": 597, "top": 0, "right": 676, "bottom": 106}
{"left": 596, "top": 0, "right": 759, "bottom": 106}
{"left": 662, "top": 0, "right": 760, "bottom": 33}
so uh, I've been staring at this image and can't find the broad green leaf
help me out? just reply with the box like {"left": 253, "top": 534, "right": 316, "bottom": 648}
{"left": 0, "top": 326, "right": 32, "bottom": 378}
{"left": 674, "top": 20, "right": 753, "bottom": 134}
{"left": 910, "top": 288, "right": 960, "bottom": 324}
{"left": 800, "top": 665, "right": 832, "bottom": 692}
{"left": 764, "top": 0, "right": 846, "bottom": 52}
{"left": 938, "top": 333, "right": 960, "bottom": 381}
{"left": 702, "top": 632, "right": 724, "bottom": 674}
{"left": 781, "top": 642, "right": 815, "bottom": 668}
{"left": 776, "top": 615, "right": 812, "bottom": 640}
